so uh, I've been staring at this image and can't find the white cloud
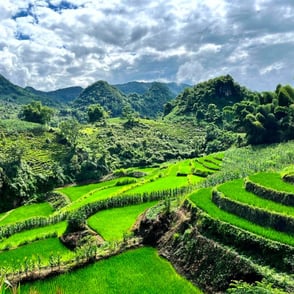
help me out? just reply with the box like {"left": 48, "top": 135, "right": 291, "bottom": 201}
{"left": 0, "top": 0, "right": 293, "bottom": 91}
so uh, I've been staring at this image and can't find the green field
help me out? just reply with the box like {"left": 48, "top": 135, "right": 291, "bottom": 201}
{"left": 0, "top": 222, "right": 67, "bottom": 251}
{"left": 0, "top": 203, "right": 53, "bottom": 226}
{"left": 58, "top": 179, "right": 120, "bottom": 202}
{"left": 126, "top": 176, "right": 189, "bottom": 195}
{"left": 62, "top": 185, "right": 127, "bottom": 212}
{"left": 0, "top": 238, "right": 72, "bottom": 268}
{"left": 217, "top": 179, "right": 294, "bottom": 217}
{"left": 87, "top": 202, "right": 157, "bottom": 241}
{"left": 22, "top": 247, "right": 201, "bottom": 294}
{"left": 249, "top": 172, "right": 294, "bottom": 193}
{"left": 189, "top": 188, "right": 294, "bottom": 246}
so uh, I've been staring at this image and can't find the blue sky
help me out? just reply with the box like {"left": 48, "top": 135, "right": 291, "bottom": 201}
{"left": 0, "top": 0, "right": 294, "bottom": 91}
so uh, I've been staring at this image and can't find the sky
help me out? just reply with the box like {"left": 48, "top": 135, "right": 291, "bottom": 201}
{"left": 0, "top": 0, "right": 294, "bottom": 91}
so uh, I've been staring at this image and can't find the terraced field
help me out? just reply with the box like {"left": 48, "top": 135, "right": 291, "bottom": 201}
{"left": 0, "top": 153, "right": 221, "bottom": 293}
{"left": 87, "top": 202, "right": 158, "bottom": 241}
{"left": 22, "top": 247, "right": 201, "bottom": 294}
{"left": 188, "top": 167, "right": 294, "bottom": 290}
{"left": 2, "top": 149, "right": 293, "bottom": 293}
{"left": 0, "top": 203, "right": 53, "bottom": 226}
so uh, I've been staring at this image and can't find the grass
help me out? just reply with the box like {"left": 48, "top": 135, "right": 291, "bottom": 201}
{"left": 218, "top": 179, "right": 294, "bottom": 217}
{"left": 0, "top": 238, "right": 72, "bottom": 269}
{"left": 192, "top": 160, "right": 214, "bottom": 173}
{"left": 21, "top": 247, "right": 201, "bottom": 294}
{"left": 87, "top": 202, "right": 157, "bottom": 241}
{"left": 63, "top": 186, "right": 127, "bottom": 212}
{"left": 0, "top": 222, "right": 67, "bottom": 251}
{"left": 177, "top": 159, "right": 194, "bottom": 174}
{"left": 126, "top": 176, "right": 189, "bottom": 195}
{"left": 58, "top": 179, "right": 119, "bottom": 202}
{"left": 0, "top": 203, "right": 53, "bottom": 226}
{"left": 198, "top": 158, "right": 220, "bottom": 170}
{"left": 189, "top": 188, "right": 294, "bottom": 246}
{"left": 249, "top": 172, "right": 294, "bottom": 193}
{"left": 203, "top": 141, "right": 294, "bottom": 187}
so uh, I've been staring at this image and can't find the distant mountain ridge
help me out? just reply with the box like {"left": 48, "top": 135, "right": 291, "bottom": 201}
{"left": 114, "top": 81, "right": 190, "bottom": 96}
{"left": 25, "top": 86, "right": 84, "bottom": 104}
{"left": 0, "top": 74, "right": 189, "bottom": 115}
{"left": 73, "top": 80, "right": 129, "bottom": 117}
{"left": 0, "top": 74, "right": 58, "bottom": 106}
{"left": 73, "top": 80, "right": 182, "bottom": 118}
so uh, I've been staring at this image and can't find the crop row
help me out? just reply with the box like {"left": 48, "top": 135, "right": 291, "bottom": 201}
{"left": 212, "top": 189, "right": 294, "bottom": 234}
{"left": 189, "top": 188, "right": 294, "bottom": 246}
{"left": 245, "top": 178, "right": 294, "bottom": 206}
{"left": 217, "top": 179, "right": 294, "bottom": 216}
{"left": 188, "top": 190, "right": 294, "bottom": 272}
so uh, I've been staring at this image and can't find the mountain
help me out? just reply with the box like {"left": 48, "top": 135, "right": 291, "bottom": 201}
{"left": 114, "top": 81, "right": 190, "bottom": 96}
{"left": 73, "top": 80, "right": 130, "bottom": 117}
{"left": 165, "top": 75, "right": 256, "bottom": 117}
{"left": 74, "top": 80, "right": 180, "bottom": 118}
{"left": 0, "top": 74, "right": 57, "bottom": 106}
{"left": 25, "top": 86, "right": 83, "bottom": 104}
{"left": 128, "top": 82, "right": 175, "bottom": 118}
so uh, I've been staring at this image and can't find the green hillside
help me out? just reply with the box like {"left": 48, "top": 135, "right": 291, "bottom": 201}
{"left": 1, "top": 74, "right": 294, "bottom": 293}
{"left": 115, "top": 81, "right": 190, "bottom": 96}
{"left": 25, "top": 86, "right": 83, "bottom": 104}
{"left": 73, "top": 80, "right": 129, "bottom": 117}
{"left": 0, "top": 74, "right": 58, "bottom": 107}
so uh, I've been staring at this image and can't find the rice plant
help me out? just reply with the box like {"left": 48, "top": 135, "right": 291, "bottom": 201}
{"left": 189, "top": 189, "right": 294, "bottom": 246}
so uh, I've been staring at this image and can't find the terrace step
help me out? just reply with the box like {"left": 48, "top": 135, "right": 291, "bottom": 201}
{"left": 212, "top": 188, "right": 294, "bottom": 234}
{"left": 187, "top": 193, "right": 294, "bottom": 273}
{"left": 245, "top": 173, "right": 294, "bottom": 206}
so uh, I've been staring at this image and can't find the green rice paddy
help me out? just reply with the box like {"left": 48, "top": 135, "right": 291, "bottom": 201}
{"left": 58, "top": 178, "right": 122, "bottom": 202}
{"left": 87, "top": 202, "right": 157, "bottom": 241}
{"left": 0, "top": 203, "right": 53, "bottom": 226}
{"left": 189, "top": 188, "right": 294, "bottom": 246}
{"left": 126, "top": 176, "right": 189, "bottom": 195}
{"left": 218, "top": 179, "right": 294, "bottom": 217}
{"left": 21, "top": 247, "right": 201, "bottom": 294}
{"left": 249, "top": 172, "right": 294, "bottom": 194}
{"left": 0, "top": 238, "right": 72, "bottom": 268}
{"left": 0, "top": 222, "right": 67, "bottom": 251}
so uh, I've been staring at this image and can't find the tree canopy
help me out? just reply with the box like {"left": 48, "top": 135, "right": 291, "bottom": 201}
{"left": 19, "top": 101, "right": 54, "bottom": 124}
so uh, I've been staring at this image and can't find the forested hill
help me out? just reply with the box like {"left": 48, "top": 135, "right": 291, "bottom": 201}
{"left": 73, "top": 81, "right": 180, "bottom": 118}
{"left": 128, "top": 82, "right": 175, "bottom": 118}
{"left": 73, "top": 80, "right": 130, "bottom": 117}
{"left": 25, "top": 86, "right": 83, "bottom": 104}
{"left": 115, "top": 81, "right": 190, "bottom": 96}
{"left": 164, "top": 75, "right": 257, "bottom": 117}
{"left": 0, "top": 74, "right": 57, "bottom": 106}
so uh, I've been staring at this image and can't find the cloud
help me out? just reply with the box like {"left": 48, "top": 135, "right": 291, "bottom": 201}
{"left": 0, "top": 0, "right": 293, "bottom": 91}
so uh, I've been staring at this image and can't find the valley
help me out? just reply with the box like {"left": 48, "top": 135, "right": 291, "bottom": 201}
{"left": 0, "top": 74, "right": 294, "bottom": 293}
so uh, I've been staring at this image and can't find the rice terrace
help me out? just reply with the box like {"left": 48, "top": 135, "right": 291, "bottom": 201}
{"left": 1, "top": 1, "right": 294, "bottom": 293}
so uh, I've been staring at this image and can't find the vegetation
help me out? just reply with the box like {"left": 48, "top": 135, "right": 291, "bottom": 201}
{"left": 18, "top": 101, "right": 54, "bottom": 124}
{"left": 0, "top": 238, "right": 71, "bottom": 268}
{"left": 0, "top": 203, "right": 53, "bottom": 226}
{"left": 87, "top": 202, "right": 157, "bottom": 241}
{"left": 0, "top": 222, "right": 67, "bottom": 251}
{"left": 21, "top": 247, "right": 201, "bottom": 294}
{"left": 189, "top": 188, "right": 294, "bottom": 246}
{"left": 2, "top": 73, "right": 294, "bottom": 293}
{"left": 217, "top": 179, "right": 294, "bottom": 217}
{"left": 248, "top": 172, "right": 294, "bottom": 193}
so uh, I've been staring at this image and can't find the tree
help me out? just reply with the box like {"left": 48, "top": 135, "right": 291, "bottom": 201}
{"left": 88, "top": 104, "right": 106, "bottom": 123}
{"left": 59, "top": 119, "right": 81, "bottom": 150}
{"left": 19, "top": 101, "right": 54, "bottom": 124}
